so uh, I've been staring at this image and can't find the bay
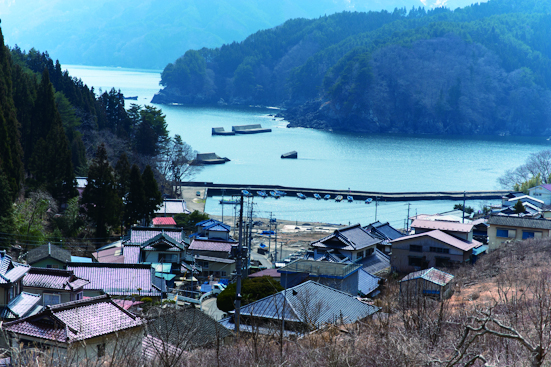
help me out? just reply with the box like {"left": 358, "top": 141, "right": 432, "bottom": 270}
{"left": 65, "top": 65, "right": 549, "bottom": 227}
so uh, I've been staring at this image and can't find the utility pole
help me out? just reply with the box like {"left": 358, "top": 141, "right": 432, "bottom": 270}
{"left": 406, "top": 203, "right": 411, "bottom": 233}
{"left": 274, "top": 219, "right": 278, "bottom": 265}
{"left": 235, "top": 195, "right": 244, "bottom": 336}
{"left": 221, "top": 189, "right": 225, "bottom": 223}
{"left": 375, "top": 197, "right": 378, "bottom": 222}
{"left": 268, "top": 212, "right": 272, "bottom": 254}
{"left": 462, "top": 191, "right": 466, "bottom": 224}
{"left": 246, "top": 199, "right": 253, "bottom": 277}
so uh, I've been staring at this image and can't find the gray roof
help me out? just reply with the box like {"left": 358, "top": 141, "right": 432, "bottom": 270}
{"left": 278, "top": 259, "right": 360, "bottom": 279}
{"left": 357, "top": 248, "right": 391, "bottom": 276}
{"left": 487, "top": 215, "right": 551, "bottom": 230}
{"left": 27, "top": 243, "right": 71, "bottom": 265}
{"left": 237, "top": 281, "right": 379, "bottom": 326}
{"left": 0, "top": 292, "right": 42, "bottom": 319}
{"left": 146, "top": 307, "right": 232, "bottom": 350}
{"left": 311, "top": 224, "right": 381, "bottom": 251}
{"left": 364, "top": 221, "right": 404, "bottom": 241}
{"left": 358, "top": 269, "right": 380, "bottom": 296}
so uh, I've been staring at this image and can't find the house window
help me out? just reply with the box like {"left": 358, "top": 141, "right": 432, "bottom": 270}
{"left": 221, "top": 271, "right": 227, "bottom": 277}
{"left": 159, "top": 254, "right": 178, "bottom": 263}
{"left": 43, "top": 293, "right": 61, "bottom": 306}
{"left": 408, "top": 256, "right": 424, "bottom": 267}
{"left": 70, "top": 291, "right": 83, "bottom": 302}
{"left": 496, "top": 228, "right": 514, "bottom": 238}
{"left": 357, "top": 251, "right": 364, "bottom": 260}
{"left": 430, "top": 247, "right": 450, "bottom": 254}
{"left": 409, "top": 245, "right": 422, "bottom": 252}
{"left": 97, "top": 343, "right": 106, "bottom": 358}
{"left": 46, "top": 264, "right": 60, "bottom": 269}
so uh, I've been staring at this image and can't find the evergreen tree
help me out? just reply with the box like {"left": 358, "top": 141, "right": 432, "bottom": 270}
{"left": 0, "top": 169, "right": 15, "bottom": 234}
{"left": 115, "top": 153, "right": 132, "bottom": 199}
{"left": 0, "top": 30, "right": 24, "bottom": 199}
{"left": 81, "top": 144, "right": 121, "bottom": 239}
{"left": 142, "top": 165, "right": 163, "bottom": 225}
{"left": 514, "top": 200, "right": 526, "bottom": 214}
{"left": 125, "top": 164, "right": 146, "bottom": 227}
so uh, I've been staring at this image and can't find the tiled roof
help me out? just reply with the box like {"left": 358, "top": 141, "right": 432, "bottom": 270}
{"left": 128, "top": 228, "right": 184, "bottom": 245}
{"left": 0, "top": 292, "right": 42, "bottom": 319}
{"left": 411, "top": 219, "right": 473, "bottom": 233}
{"left": 357, "top": 248, "right": 391, "bottom": 276}
{"left": 23, "top": 268, "right": 89, "bottom": 291}
{"left": 152, "top": 217, "right": 177, "bottom": 226}
{"left": 93, "top": 247, "right": 125, "bottom": 264}
{"left": 26, "top": 243, "right": 71, "bottom": 265}
{"left": 4, "top": 295, "right": 143, "bottom": 343}
{"left": 364, "top": 221, "right": 404, "bottom": 241}
{"left": 487, "top": 215, "right": 551, "bottom": 230}
{"left": 311, "top": 224, "right": 381, "bottom": 251}
{"left": 142, "top": 335, "right": 185, "bottom": 363}
{"left": 0, "top": 252, "right": 30, "bottom": 284}
{"left": 400, "top": 267, "right": 454, "bottom": 287}
{"left": 67, "top": 263, "right": 161, "bottom": 296}
{"left": 189, "top": 239, "right": 233, "bottom": 253}
{"left": 391, "top": 230, "right": 480, "bottom": 252}
{"left": 237, "top": 281, "right": 379, "bottom": 326}
{"left": 123, "top": 245, "right": 141, "bottom": 264}
{"left": 146, "top": 307, "right": 232, "bottom": 350}
{"left": 140, "top": 232, "right": 186, "bottom": 252}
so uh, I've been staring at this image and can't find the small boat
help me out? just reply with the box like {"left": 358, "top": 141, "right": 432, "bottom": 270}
{"left": 335, "top": 195, "right": 343, "bottom": 202}
{"left": 220, "top": 199, "right": 239, "bottom": 205}
{"left": 241, "top": 190, "right": 252, "bottom": 197}
{"left": 269, "top": 191, "right": 280, "bottom": 198}
{"left": 347, "top": 195, "right": 354, "bottom": 202}
{"left": 257, "top": 191, "right": 268, "bottom": 198}
{"left": 297, "top": 193, "right": 306, "bottom": 199}
{"left": 365, "top": 198, "right": 373, "bottom": 204}
{"left": 324, "top": 194, "right": 331, "bottom": 200}
{"left": 124, "top": 96, "right": 138, "bottom": 100}
{"left": 275, "top": 190, "right": 287, "bottom": 196}
{"left": 314, "top": 193, "right": 321, "bottom": 200}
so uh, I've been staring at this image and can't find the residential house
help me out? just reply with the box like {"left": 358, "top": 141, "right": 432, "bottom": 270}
{"left": 529, "top": 184, "right": 551, "bottom": 205}
{"left": 411, "top": 219, "right": 474, "bottom": 241}
{"left": 0, "top": 251, "right": 41, "bottom": 320}
{"left": 194, "top": 219, "right": 232, "bottom": 241}
{"left": 152, "top": 217, "right": 177, "bottom": 228}
{"left": 364, "top": 221, "right": 404, "bottom": 254}
{"left": 3, "top": 295, "right": 144, "bottom": 363}
{"left": 188, "top": 238, "right": 235, "bottom": 259}
{"left": 390, "top": 230, "right": 480, "bottom": 273}
{"left": 309, "top": 224, "right": 382, "bottom": 262}
{"left": 67, "top": 263, "right": 165, "bottom": 298}
{"left": 26, "top": 243, "right": 71, "bottom": 269}
{"left": 22, "top": 268, "right": 90, "bottom": 306}
{"left": 487, "top": 215, "right": 551, "bottom": 251}
{"left": 126, "top": 227, "right": 187, "bottom": 265}
{"left": 399, "top": 267, "right": 454, "bottom": 301}
{"left": 219, "top": 281, "right": 380, "bottom": 336}
{"left": 278, "top": 259, "right": 380, "bottom": 297}
{"left": 154, "top": 199, "right": 191, "bottom": 217}
{"left": 194, "top": 256, "right": 235, "bottom": 279}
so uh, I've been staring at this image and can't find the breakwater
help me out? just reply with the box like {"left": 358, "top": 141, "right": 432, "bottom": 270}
{"left": 180, "top": 182, "right": 508, "bottom": 202}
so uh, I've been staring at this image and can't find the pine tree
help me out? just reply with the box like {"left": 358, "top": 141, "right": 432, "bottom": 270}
{"left": 81, "top": 144, "right": 121, "bottom": 239}
{"left": 514, "top": 200, "right": 526, "bottom": 214}
{"left": 142, "top": 165, "right": 162, "bottom": 225}
{"left": 125, "top": 164, "right": 146, "bottom": 227}
{"left": 0, "top": 169, "right": 15, "bottom": 234}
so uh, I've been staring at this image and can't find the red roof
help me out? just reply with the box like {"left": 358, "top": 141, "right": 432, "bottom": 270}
{"left": 411, "top": 219, "right": 473, "bottom": 233}
{"left": 152, "top": 217, "right": 177, "bottom": 226}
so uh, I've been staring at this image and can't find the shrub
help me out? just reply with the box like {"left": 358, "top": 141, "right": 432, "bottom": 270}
{"left": 217, "top": 276, "right": 283, "bottom": 312}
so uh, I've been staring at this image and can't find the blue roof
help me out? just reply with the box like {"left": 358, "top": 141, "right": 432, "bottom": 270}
{"left": 71, "top": 256, "right": 93, "bottom": 263}
{"left": 472, "top": 245, "right": 488, "bottom": 256}
{"left": 238, "top": 281, "right": 379, "bottom": 327}
{"left": 358, "top": 269, "right": 380, "bottom": 296}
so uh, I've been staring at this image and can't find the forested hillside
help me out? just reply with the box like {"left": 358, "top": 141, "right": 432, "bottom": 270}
{"left": 0, "top": 0, "right": 482, "bottom": 69}
{"left": 155, "top": 0, "right": 551, "bottom": 136}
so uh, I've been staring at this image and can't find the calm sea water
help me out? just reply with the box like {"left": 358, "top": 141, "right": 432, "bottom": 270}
{"left": 65, "top": 65, "right": 550, "bottom": 227}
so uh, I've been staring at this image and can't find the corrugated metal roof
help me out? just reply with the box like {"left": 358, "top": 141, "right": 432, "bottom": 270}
{"left": 128, "top": 228, "right": 184, "bottom": 245}
{"left": 0, "top": 252, "right": 30, "bottom": 284}
{"left": 400, "top": 267, "right": 454, "bottom": 287}
{"left": 311, "top": 224, "right": 381, "bottom": 251}
{"left": 23, "top": 268, "right": 90, "bottom": 291}
{"left": 411, "top": 219, "right": 473, "bottom": 233}
{"left": 0, "top": 292, "right": 42, "bottom": 319}
{"left": 279, "top": 259, "right": 360, "bottom": 279}
{"left": 358, "top": 248, "right": 391, "bottom": 276}
{"left": 155, "top": 199, "right": 190, "bottom": 215}
{"left": 358, "top": 269, "right": 380, "bottom": 296}
{"left": 239, "top": 281, "right": 379, "bottom": 326}
{"left": 123, "top": 245, "right": 141, "bottom": 264}
{"left": 195, "top": 255, "right": 235, "bottom": 264}
{"left": 189, "top": 239, "right": 233, "bottom": 253}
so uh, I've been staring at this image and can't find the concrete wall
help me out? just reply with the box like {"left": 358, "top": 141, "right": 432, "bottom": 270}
{"left": 392, "top": 237, "right": 470, "bottom": 273}
{"left": 529, "top": 186, "right": 551, "bottom": 205}
{"left": 487, "top": 225, "right": 550, "bottom": 251}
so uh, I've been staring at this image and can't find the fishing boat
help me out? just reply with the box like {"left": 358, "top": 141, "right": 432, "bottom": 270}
{"left": 257, "top": 191, "right": 268, "bottom": 198}
{"left": 335, "top": 195, "right": 343, "bottom": 202}
{"left": 220, "top": 199, "right": 239, "bottom": 205}
{"left": 269, "top": 191, "right": 280, "bottom": 198}
{"left": 347, "top": 195, "right": 354, "bottom": 202}
{"left": 241, "top": 190, "right": 252, "bottom": 197}
{"left": 297, "top": 193, "right": 306, "bottom": 199}
{"left": 275, "top": 190, "right": 287, "bottom": 196}
{"left": 365, "top": 198, "right": 373, "bottom": 204}
{"left": 314, "top": 193, "right": 321, "bottom": 200}
{"left": 324, "top": 194, "right": 331, "bottom": 200}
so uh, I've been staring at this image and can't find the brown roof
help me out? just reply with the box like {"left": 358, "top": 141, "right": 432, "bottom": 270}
{"left": 411, "top": 219, "right": 473, "bottom": 233}
{"left": 391, "top": 230, "right": 480, "bottom": 252}
{"left": 248, "top": 269, "right": 281, "bottom": 278}
{"left": 189, "top": 239, "right": 234, "bottom": 253}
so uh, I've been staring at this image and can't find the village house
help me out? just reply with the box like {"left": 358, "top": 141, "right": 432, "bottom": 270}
{"left": 22, "top": 268, "right": 89, "bottom": 306}
{"left": 399, "top": 267, "right": 454, "bottom": 301}
{"left": 26, "top": 243, "right": 92, "bottom": 269}
{"left": 193, "top": 219, "right": 232, "bottom": 241}
{"left": 529, "top": 184, "right": 551, "bottom": 205}
{"left": 3, "top": 295, "right": 144, "bottom": 364}
{"left": 67, "top": 263, "right": 165, "bottom": 298}
{"left": 487, "top": 215, "right": 551, "bottom": 251}
{"left": 364, "top": 221, "right": 405, "bottom": 254}
{"left": 154, "top": 198, "right": 191, "bottom": 217}
{"left": 219, "top": 281, "right": 380, "bottom": 336}
{"left": 152, "top": 216, "right": 177, "bottom": 228}
{"left": 390, "top": 230, "right": 480, "bottom": 273}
